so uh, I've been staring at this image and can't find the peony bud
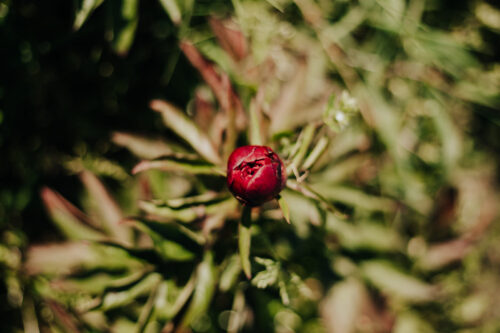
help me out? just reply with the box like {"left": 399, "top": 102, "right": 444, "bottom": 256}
{"left": 227, "top": 145, "right": 287, "bottom": 206}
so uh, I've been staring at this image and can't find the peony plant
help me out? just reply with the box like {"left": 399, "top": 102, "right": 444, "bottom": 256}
{"left": 22, "top": 1, "right": 500, "bottom": 332}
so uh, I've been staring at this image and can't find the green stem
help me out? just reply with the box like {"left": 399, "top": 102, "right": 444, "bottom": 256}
{"left": 239, "top": 205, "right": 252, "bottom": 279}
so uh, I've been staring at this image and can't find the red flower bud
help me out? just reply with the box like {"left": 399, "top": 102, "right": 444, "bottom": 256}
{"left": 227, "top": 145, "right": 287, "bottom": 206}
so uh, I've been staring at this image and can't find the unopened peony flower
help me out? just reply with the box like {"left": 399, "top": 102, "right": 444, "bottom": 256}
{"left": 227, "top": 145, "right": 287, "bottom": 206}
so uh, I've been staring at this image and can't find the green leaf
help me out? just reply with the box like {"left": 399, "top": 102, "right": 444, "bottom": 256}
{"left": 312, "top": 184, "right": 396, "bottom": 213}
{"left": 139, "top": 219, "right": 205, "bottom": 245}
{"left": 138, "top": 194, "right": 232, "bottom": 223}
{"left": 40, "top": 187, "right": 104, "bottom": 242}
{"left": 150, "top": 99, "right": 221, "bottom": 165}
{"left": 180, "top": 251, "right": 217, "bottom": 328}
{"left": 99, "top": 273, "right": 162, "bottom": 311}
{"left": 112, "top": 0, "right": 139, "bottom": 55}
{"left": 132, "top": 221, "right": 197, "bottom": 262}
{"left": 135, "top": 278, "right": 159, "bottom": 333}
{"left": 249, "top": 94, "right": 264, "bottom": 146}
{"left": 25, "top": 242, "right": 142, "bottom": 276}
{"left": 252, "top": 257, "right": 279, "bottom": 289}
{"left": 74, "top": 0, "right": 104, "bottom": 30}
{"left": 155, "top": 273, "right": 196, "bottom": 321}
{"left": 80, "top": 170, "right": 132, "bottom": 244}
{"left": 111, "top": 132, "right": 176, "bottom": 160}
{"left": 158, "top": 0, "right": 181, "bottom": 25}
{"left": 360, "top": 260, "right": 437, "bottom": 303}
{"left": 278, "top": 196, "right": 290, "bottom": 224}
{"left": 219, "top": 255, "right": 241, "bottom": 292}
{"left": 269, "top": 61, "right": 307, "bottom": 134}
{"left": 326, "top": 213, "right": 402, "bottom": 252}
{"left": 132, "top": 156, "right": 225, "bottom": 176}
{"left": 287, "top": 123, "right": 316, "bottom": 173}
{"left": 265, "top": 0, "right": 284, "bottom": 12}
{"left": 239, "top": 206, "right": 252, "bottom": 279}
{"left": 51, "top": 269, "right": 150, "bottom": 295}
{"left": 393, "top": 311, "right": 436, "bottom": 333}
{"left": 302, "top": 136, "right": 329, "bottom": 170}
{"left": 320, "top": 278, "right": 366, "bottom": 333}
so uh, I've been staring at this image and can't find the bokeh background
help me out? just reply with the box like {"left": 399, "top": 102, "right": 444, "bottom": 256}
{"left": 1, "top": 0, "right": 500, "bottom": 332}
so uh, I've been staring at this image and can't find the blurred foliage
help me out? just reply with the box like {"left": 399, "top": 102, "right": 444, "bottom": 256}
{"left": 1, "top": 0, "right": 500, "bottom": 332}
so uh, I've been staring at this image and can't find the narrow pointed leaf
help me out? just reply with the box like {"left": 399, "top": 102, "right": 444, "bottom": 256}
{"left": 278, "top": 196, "right": 290, "bottom": 224}
{"left": 113, "top": 0, "right": 139, "bottom": 55}
{"left": 47, "top": 301, "right": 80, "bottom": 333}
{"left": 208, "top": 17, "right": 248, "bottom": 61}
{"left": 239, "top": 206, "right": 252, "bottom": 279}
{"left": 289, "top": 123, "right": 316, "bottom": 172}
{"left": 313, "top": 184, "right": 396, "bottom": 213}
{"left": 132, "top": 157, "right": 225, "bottom": 176}
{"left": 156, "top": 274, "right": 196, "bottom": 321}
{"left": 320, "top": 278, "right": 366, "bottom": 333}
{"left": 135, "top": 279, "right": 159, "bottom": 333}
{"left": 150, "top": 99, "right": 221, "bottom": 165}
{"left": 136, "top": 219, "right": 206, "bottom": 245}
{"left": 25, "top": 242, "right": 142, "bottom": 276}
{"left": 99, "top": 273, "right": 162, "bottom": 311}
{"left": 158, "top": 0, "right": 181, "bottom": 25}
{"left": 302, "top": 136, "right": 329, "bottom": 170}
{"left": 326, "top": 213, "right": 402, "bottom": 252}
{"left": 219, "top": 255, "right": 241, "bottom": 292}
{"left": 73, "top": 0, "right": 104, "bottom": 30}
{"left": 269, "top": 60, "right": 307, "bottom": 134}
{"left": 138, "top": 195, "right": 232, "bottom": 223}
{"left": 265, "top": 0, "right": 284, "bottom": 12}
{"left": 361, "top": 261, "right": 437, "bottom": 303}
{"left": 132, "top": 221, "right": 197, "bottom": 261}
{"left": 180, "top": 251, "right": 217, "bottom": 328}
{"left": 249, "top": 92, "right": 264, "bottom": 146}
{"left": 80, "top": 170, "right": 132, "bottom": 244}
{"left": 51, "top": 269, "right": 150, "bottom": 295}
{"left": 40, "top": 187, "right": 104, "bottom": 241}
{"left": 111, "top": 132, "right": 174, "bottom": 160}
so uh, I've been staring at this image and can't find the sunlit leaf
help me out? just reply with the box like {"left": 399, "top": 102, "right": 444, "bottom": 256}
{"left": 320, "top": 278, "right": 366, "bottom": 333}
{"left": 326, "top": 213, "right": 402, "bottom": 252}
{"left": 265, "top": 0, "right": 284, "bottom": 12}
{"left": 40, "top": 187, "right": 104, "bottom": 241}
{"left": 209, "top": 16, "right": 248, "bottom": 61}
{"left": 150, "top": 99, "right": 222, "bottom": 165}
{"left": 393, "top": 311, "right": 436, "bottom": 333}
{"left": 73, "top": 0, "right": 104, "bottom": 30}
{"left": 112, "top": 0, "right": 139, "bottom": 55}
{"left": 313, "top": 184, "right": 397, "bottom": 212}
{"left": 25, "top": 242, "right": 142, "bottom": 276}
{"left": 132, "top": 156, "right": 225, "bottom": 176}
{"left": 361, "top": 261, "right": 437, "bottom": 303}
{"left": 252, "top": 257, "right": 279, "bottom": 289}
{"left": 158, "top": 0, "right": 181, "bottom": 25}
{"left": 270, "top": 60, "right": 307, "bottom": 134}
{"left": 248, "top": 92, "right": 264, "bottom": 146}
{"left": 111, "top": 132, "right": 175, "bottom": 160}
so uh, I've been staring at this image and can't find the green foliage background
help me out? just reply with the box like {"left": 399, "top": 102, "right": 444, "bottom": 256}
{"left": 1, "top": 0, "right": 500, "bottom": 332}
